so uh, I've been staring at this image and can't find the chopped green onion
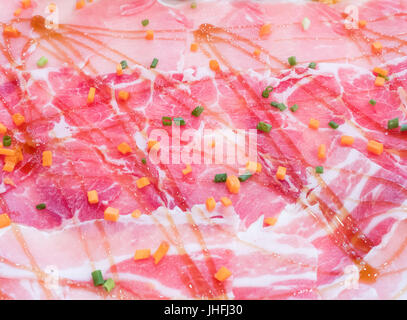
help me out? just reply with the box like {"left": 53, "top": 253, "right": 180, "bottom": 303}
{"left": 328, "top": 121, "right": 339, "bottom": 129}
{"left": 288, "top": 56, "right": 297, "bottom": 66}
{"left": 191, "top": 106, "right": 204, "bottom": 117}
{"left": 277, "top": 103, "right": 287, "bottom": 111}
{"left": 302, "top": 17, "right": 311, "bottom": 31}
{"left": 238, "top": 172, "right": 252, "bottom": 182}
{"left": 369, "top": 99, "right": 376, "bottom": 106}
{"left": 315, "top": 166, "right": 324, "bottom": 174}
{"left": 162, "top": 116, "right": 172, "bottom": 126}
{"left": 37, "top": 56, "right": 48, "bottom": 68}
{"left": 262, "top": 86, "right": 273, "bottom": 98}
{"left": 214, "top": 173, "right": 227, "bottom": 183}
{"left": 103, "top": 278, "right": 115, "bottom": 293}
{"left": 308, "top": 62, "right": 316, "bottom": 69}
{"left": 36, "top": 203, "right": 46, "bottom": 210}
{"left": 3, "top": 135, "right": 11, "bottom": 147}
{"left": 120, "top": 60, "right": 128, "bottom": 69}
{"left": 141, "top": 158, "right": 147, "bottom": 164}
{"left": 191, "top": 1, "right": 197, "bottom": 8}
{"left": 150, "top": 58, "right": 159, "bottom": 69}
{"left": 401, "top": 124, "right": 407, "bottom": 132}
{"left": 141, "top": 19, "right": 149, "bottom": 27}
{"left": 173, "top": 117, "right": 186, "bottom": 126}
{"left": 270, "top": 101, "right": 279, "bottom": 107}
{"left": 290, "top": 104, "right": 299, "bottom": 112}
{"left": 92, "top": 270, "right": 104, "bottom": 286}
{"left": 257, "top": 121, "right": 272, "bottom": 133}
{"left": 387, "top": 117, "right": 399, "bottom": 129}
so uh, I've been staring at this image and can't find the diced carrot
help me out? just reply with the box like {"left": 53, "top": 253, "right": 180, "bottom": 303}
{"left": 206, "top": 197, "right": 216, "bottom": 212}
{"left": 3, "top": 162, "right": 15, "bottom": 173}
{"left": 87, "top": 87, "right": 96, "bottom": 104}
{"left": 373, "top": 67, "right": 388, "bottom": 77}
{"left": 226, "top": 175, "right": 240, "bottom": 194}
{"left": 76, "top": 0, "right": 85, "bottom": 10}
{"left": 117, "top": 142, "right": 132, "bottom": 155}
{"left": 367, "top": 140, "right": 383, "bottom": 155}
{"left": 153, "top": 241, "right": 169, "bottom": 264}
{"left": 358, "top": 20, "right": 367, "bottom": 28}
{"left": 15, "top": 147, "right": 23, "bottom": 162}
{"left": 116, "top": 63, "right": 123, "bottom": 76}
{"left": 134, "top": 249, "right": 150, "bottom": 261}
{"left": 308, "top": 118, "right": 320, "bottom": 130}
{"left": 0, "top": 123, "right": 6, "bottom": 134}
{"left": 147, "top": 140, "right": 160, "bottom": 151}
{"left": 182, "top": 164, "right": 192, "bottom": 175}
{"left": 136, "top": 177, "right": 150, "bottom": 189}
{"left": 211, "top": 140, "right": 216, "bottom": 148}
{"left": 253, "top": 48, "right": 261, "bottom": 57}
{"left": 118, "top": 90, "right": 129, "bottom": 101}
{"left": 42, "top": 150, "right": 52, "bottom": 167}
{"left": 259, "top": 23, "right": 271, "bottom": 37}
{"left": 0, "top": 213, "right": 11, "bottom": 229}
{"left": 374, "top": 76, "right": 385, "bottom": 87}
{"left": 131, "top": 209, "right": 141, "bottom": 218}
{"left": 214, "top": 266, "right": 232, "bottom": 282}
{"left": 3, "top": 25, "right": 20, "bottom": 38}
{"left": 5, "top": 155, "right": 17, "bottom": 165}
{"left": 104, "top": 207, "right": 119, "bottom": 222}
{"left": 12, "top": 113, "right": 25, "bottom": 126}
{"left": 0, "top": 148, "right": 16, "bottom": 156}
{"left": 190, "top": 43, "right": 198, "bottom": 52}
{"left": 371, "top": 41, "right": 382, "bottom": 54}
{"left": 340, "top": 135, "right": 355, "bottom": 146}
{"left": 276, "top": 166, "right": 286, "bottom": 180}
{"left": 14, "top": 8, "right": 22, "bottom": 16}
{"left": 264, "top": 217, "right": 278, "bottom": 226}
{"left": 22, "top": 0, "right": 31, "bottom": 9}
{"left": 220, "top": 197, "right": 232, "bottom": 207}
{"left": 87, "top": 190, "right": 98, "bottom": 204}
{"left": 145, "top": 30, "right": 154, "bottom": 40}
{"left": 318, "top": 144, "right": 326, "bottom": 160}
{"left": 209, "top": 59, "right": 220, "bottom": 72}
{"left": 245, "top": 161, "right": 258, "bottom": 174}
{"left": 256, "top": 162, "right": 262, "bottom": 173}
{"left": 4, "top": 178, "right": 15, "bottom": 186}
{"left": 47, "top": 3, "right": 56, "bottom": 13}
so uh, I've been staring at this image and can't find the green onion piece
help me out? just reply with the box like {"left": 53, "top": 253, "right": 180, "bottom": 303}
{"left": 288, "top": 56, "right": 297, "bottom": 66}
{"left": 191, "top": 106, "right": 204, "bottom": 117}
{"left": 103, "top": 278, "right": 115, "bottom": 293}
{"left": 37, "top": 56, "right": 48, "bottom": 68}
{"left": 141, "top": 19, "right": 149, "bottom": 27}
{"left": 150, "top": 58, "right": 159, "bottom": 69}
{"left": 308, "top": 62, "right": 316, "bottom": 69}
{"left": 315, "top": 166, "right": 324, "bottom": 174}
{"left": 262, "top": 86, "right": 273, "bottom": 98}
{"left": 191, "top": 1, "right": 197, "bottom": 8}
{"left": 238, "top": 172, "right": 252, "bottom": 182}
{"left": 120, "top": 60, "right": 128, "bottom": 69}
{"left": 379, "top": 75, "right": 390, "bottom": 81}
{"left": 369, "top": 99, "right": 376, "bottom": 106}
{"left": 302, "top": 17, "right": 311, "bottom": 31}
{"left": 277, "top": 103, "right": 287, "bottom": 111}
{"left": 328, "top": 121, "right": 339, "bottom": 129}
{"left": 141, "top": 158, "right": 147, "bottom": 164}
{"left": 270, "top": 101, "right": 279, "bottom": 107}
{"left": 387, "top": 117, "right": 399, "bottom": 129}
{"left": 401, "top": 124, "right": 407, "bottom": 132}
{"left": 36, "top": 203, "right": 46, "bottom": 210}
{"left": 290, "top": 104, "right": 299, "bottom": 112}
{"left": 257, "top": 121, "right": 272, "bottom": 133}
{"left": 214, "top": 173, "right": 227, "bottom": 183}
{"left": 92, "top": 270, "right": 104, "bottom": 286}
{"left": 173, "top": 117, "right": 186, "bottom": 126}
{"left": 162, "top": 116, "right": 172, "bottom": 126}
{"left": 3, "top": 135, "right": 11, "bottom": 147}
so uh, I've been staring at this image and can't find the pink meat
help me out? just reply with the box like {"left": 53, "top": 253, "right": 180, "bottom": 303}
{"left": 0, "top": 0, "right": 406, "bottom": 300}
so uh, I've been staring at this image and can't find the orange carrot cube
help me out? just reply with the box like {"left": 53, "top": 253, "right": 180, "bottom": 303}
{"left": 3, "top": 162, "right": 15, "bottom": 172}
{"left": 226, "top": 175, "right": 240, "bottom": 194}
{"left": 371, "top": 41, "right": 382, "bottom": 54}
{"left": 153, "top": 241, "right": 169, "bottom": 264}
{"left": 118, "top": 90, "right": 129, "bottom": 101}
{"left": 340, "top": 135, "right": 355, "bottom": 146}
{"left": 87, "top": 190, "right": 98, "bottom": 204}
{"left": 308, "top": 118, "right": 320, "bottom": 130}
{"left": 131, "top": 209, "right": 141, "bottom": 218}
{"left": 318, "top": 144, "right": 326, "bottom": 160}
{"left": 42, "top": 150, "right": 52, "bottom": 167}
{"left": 220, "top": 197, "right": 232, "bottom": 207}
{"left": 136, "top": 177, "right": 150, "bottom": 189}
{"left": 116, "top": 63, "right": 123, "bottom": 76}
{"left": 264, "top": 217, "right": 278, "bottom": 226}
{"left": 206, "top": 197, "right": 216, "bottom": 212}
{"left": 182, "top": 164, "right": 192, "bottom": 175}
{"left": 12, "top": 113, "right": 25, "bottom": 126}
{"left": 117, "top": 142, "right": 132, "bottom": 155}
{"left": 276, "top": 166, "right": 286, "bottom": 180}
{"left": 358, "top": 20, "right": 367, "bottom": 28}
{"left": 190, "top": 43, "right": 198, "bottom": 52}
{"left": 367, "top": 140, "right": 383, "bottom": 155}
{"left": 209, "top": 59, "right": 220, "bottom": 72}
{"left": 22, "top": 0, "right": 31, "bottom": 9}
{"left": 134, "top": 249, "right": 150, "bottom": 261}
{"left": 104, "top": 207, "right": 119, "bottom": 222}
{"left": 373, "top": 67, "right": 388, "bottom": 77}
{"left": 0, "top": 213, "right": 11, "bottom": 228}
{"left": 259, "top": 23, "right": 271, "bottom": 37}
{"left": 374, "top": 76, "right": 385, "bottom": 87}
{"left": 214, "top": 266, "right": 232, "bottom": 281}
{"left": 76, "top": 0, "right": 85, "bottom": 10}
{"left": 0, "top": 123, "right": 7, "bottom": 134}
{"left": 145, "top": 30, "right": 154, "bottom": 40}
{"left": 87, "top": 87, "right": 96, "bottom": 104}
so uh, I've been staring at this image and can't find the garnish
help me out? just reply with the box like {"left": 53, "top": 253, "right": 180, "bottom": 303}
{"left": 153, "top": 241, "right": 170, "bottom": 264}
{"left": 288, "top": 56, "right": 297, "bottom": 66}
{"left": 315, "top": 166, "right": 324, "bottom": 174}
{"left": 146, "top": 30, "right": 154, "bottom": 40}
{"left": 276, "top": 166, "right": 286, "bottom": 180}
{"left": 226, "top": 175, "right": 240, "bottom": 194}
{"left": 104, "top": 207, "right": 120, "bottom": 222}
{"left": 37, "top": 56, "right": 48, "bottom": 68}
{"left": 214, "top": 266, "right": 232, "bottom": 282}
{"left": 87, "top": 190, "right": 98, "bottom": 204}
{"left": 318, "top": 144, "right": 326, "bottom": 160}
{"left": 162, "top": 116, "right": 172, "bottom": 126}
{"left": 91, "top": 270, "right": 104, "bottom": 286}
{"left": 191, "top": 106, "right": 204, "bottom": 117}
{"left": 262, "top": 86, "right": 273, "bottom": 98}
{"left": 340, "top": 135, "right": 355, "bottom": 146}
{"left": 328, "top": 121, "right": 339, "bottom": 129}
{"left": 134, "top": 249, "right": 150, "bottom": 260}
{"left": 308, "top": 62, "right": 316, "bottom": 69}
{"left": 206, "top": 197, "right": 216, "bottom": 212}
{"left": 42, "top": 151, "right": 52, "bottom": 167}
{"left": 290, "top": 104, "right": 299, "bottom": 112}
{"left": 103, "top": 278, "right": 115, "bottom": 293}
{"left": 308, "top": 118, "right": 319, "bottom": 130}
{"left": 387, "top": 117, "right": 399, "bottom": 129}
{"left": 3, "top": 135, "right": 11, "bottom": 147}
{"left": 87, "top": 87, "right": 96, "bottom": 104}
{"left": 302, "top": 17, "right": 311, "bottom": 31}
{"left": 367, "top": 140, "right": 383, "bottom": 155}
{"left": 141, "top": 19, "right": 149, "bottom": 27}
{"left": 238, "top": 172, "right": 252, "bottom": 182}
{"left": 136, "top": 177, "right": 150, "bottom": 189}
{"left": 173, "top": 117, "right": 186, "bottom": 126}
{"left": 256, "top": 121, "right": 272, "bottom": 133}
{"left": 369, "top": 99, "right": 376, "bottom": 106}
{"left": 36, "top": 203, "right": 46, "bottom": 210}
{"left": 120, "top": 60, "right": 128, "bottom": 69}
{"left": 150, "top": 58, "right": 159, "bottom": 69}
{"left": 214, "top": 173, "right": 227, "bottom": 183}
